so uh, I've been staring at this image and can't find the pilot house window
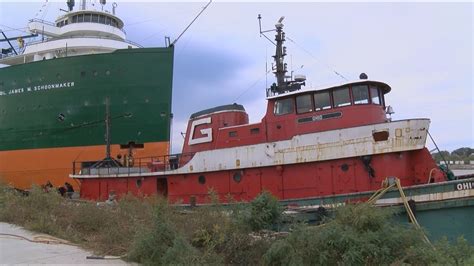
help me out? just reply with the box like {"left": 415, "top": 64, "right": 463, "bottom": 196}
{"left": 274, "top": 98, "right": 294, "bottom": 115}
{"left": 296, "top": 95, "right": 313, "bottom": 114}
{"left": 314, "top": 91, "right": 331, "bottom": 111}
{"left": 370, "top": 86, "right": 381, "bottom": 105}
{"left": 333, "top": 87, "right": 351, "bottom": 107}
{"left": 352, "top": 85, "right": 369, "bottom": 104}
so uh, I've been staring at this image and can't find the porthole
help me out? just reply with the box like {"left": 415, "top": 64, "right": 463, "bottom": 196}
{"left": 105, "top": 70, "right": 110, "bottom": 75}
{"left": 92, "top": 70, "right": 98, "bottom": 76}
{"left": 233, "top": 171, "right": 242, "bottom": 183}
{"left": 198, "top": 175, "right": 206, "bottom": 184}
{"left": 80, "top": 71, "right": 86, "bottom": 77}
{"left": 341, "top": 164, "right": 349, "bottom": 172}
{"left": 136, "top": 179, "right": 142, "bottom": 188}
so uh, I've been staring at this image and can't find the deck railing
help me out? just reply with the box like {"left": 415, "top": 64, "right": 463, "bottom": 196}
{"left": 72, "top": 152, "right": 196, "bottom": 177}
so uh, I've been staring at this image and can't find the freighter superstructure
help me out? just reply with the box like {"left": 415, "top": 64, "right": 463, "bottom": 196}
{"left": 0, "top": 0, "right": 174, "bottom": 189}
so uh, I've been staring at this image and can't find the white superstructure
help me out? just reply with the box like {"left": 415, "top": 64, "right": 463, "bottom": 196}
{"left": 0, "top": 0, "right": 139, "bottom": 66}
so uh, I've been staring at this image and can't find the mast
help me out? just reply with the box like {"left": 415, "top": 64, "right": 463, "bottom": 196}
{"left": 258, "top": 15, "right": 306, "bottom": 96}
{"left": 105, "top": 97, "right": 111, "bottom": 160}
{"left": 273, "top": 17, "right": 287, "bottom": 89}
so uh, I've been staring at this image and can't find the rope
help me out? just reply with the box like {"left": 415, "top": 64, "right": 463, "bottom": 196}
{"left": 0, "top": 233, "right": 78, "bottom": 246}
{"left": 427, "top": 168, "right": 437, "bottom": 184}
{"left": 427, "top": 130, "right": 449, "bottom": 169}
{"left": 366, "top": 177, "right": 433, "bottom": 246}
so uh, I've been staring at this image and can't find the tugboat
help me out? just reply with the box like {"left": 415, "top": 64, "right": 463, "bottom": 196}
{"left": 0, "top": 0, "right": 174, "bottom": 190}
{"left": 71, "top": 16, "right": 473, "bottom": 243}
{"left": 72, "top": 15, "right": 449, "bottom": 201}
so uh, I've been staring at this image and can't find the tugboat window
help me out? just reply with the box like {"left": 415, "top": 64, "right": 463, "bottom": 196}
{"left": 314, "top": 91, "right": 331, "bottom": 111}
{"left": 370, "top": 86, "right": 380, "bottom": 105}
{"left": 274, "top": 98, "right": 294, "bottom": 115}
{"left": 333, "top": 87, "right": 351, "bottom": 107}
{"left": 352, "top": 85, "right": 369, "bottom": 104}
{"left": 99, "top": 15, "right": 106, "bottom": 24}
{"left": 92, "top": 14, "right": 99, "bottom": 23}
{"left": 296, "top": 94, "right": 313, "bottom": 114}
{"left": 84, "top": 14, "right": 91, "bottom": 22}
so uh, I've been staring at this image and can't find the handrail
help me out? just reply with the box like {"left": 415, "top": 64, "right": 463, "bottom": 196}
{"left": 29, "top": 18, "right": 56, "bottom": 27}
{"left": 29, "top": 18, "right": 127, "bottom": 34}
{"left": 72, "top": 152, "right": 197, "bottom": 176}
{"left": 26, "top": 35, "right": 143, "bottom": 48}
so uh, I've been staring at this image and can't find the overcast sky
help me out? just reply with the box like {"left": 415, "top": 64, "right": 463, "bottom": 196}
{"left": 1, "top": 1, "right": 472, "bottom": 153}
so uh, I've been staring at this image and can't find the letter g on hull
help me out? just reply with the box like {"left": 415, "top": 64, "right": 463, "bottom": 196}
{"left": 188, "top": 117, "right": 212, "bottom": 145}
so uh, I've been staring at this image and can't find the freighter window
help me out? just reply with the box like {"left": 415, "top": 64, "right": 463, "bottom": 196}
{"left": 84, "top": 14, "right": 91, "bottom": 22}
{"left": 296, "top": 94, "right": 313, "bottom": 114}
{"left": 92, "top": 14, "right": 99, "bottom": 23}
{"left": 78, "top": 14, "right": 84, "bottom": 22}
{"left": 72, "top": 15, "right": 78, "bottom": 23}
{"left": 274, "top": 98, "right": 294, "bottom": 115}
{"left": 99, "top": 15, "right": 106, "bottom": 24}
{"left": 314, "top": 91, "right": 331, "bottom": 111}
{"left": 333, "top": 87, "right": 351, "bottom": 107}
{"left": 352, "top": 85, "right": 369, "bottom": 104}
{"left": 106, "top": 17, "right": 111, "bottom": 25}
{"left": 370, "top": 86, "right": 380, "bottom": 105}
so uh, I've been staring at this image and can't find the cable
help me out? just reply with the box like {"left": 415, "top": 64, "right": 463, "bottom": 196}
{"left": 0, "top": 24, "right": 31, "bottom": 35}
{"left": 286, "top": 36, "right": 349, "bottom": 81}
{"left": 233, "top": 68, "right": 272, "bottom": 102}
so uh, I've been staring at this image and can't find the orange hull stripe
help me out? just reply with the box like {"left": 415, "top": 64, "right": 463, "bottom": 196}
{"left": 0, "top": 142, "right": 169, "bottom": 190}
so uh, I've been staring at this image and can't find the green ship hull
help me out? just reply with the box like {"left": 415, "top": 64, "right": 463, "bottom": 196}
{"left": 0, "top": 47, "right": 174, "bottom": 189}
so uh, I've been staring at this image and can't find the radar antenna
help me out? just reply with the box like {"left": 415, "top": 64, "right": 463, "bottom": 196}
{"left": 258, "top": 15, "right": 306, "bottom": 96}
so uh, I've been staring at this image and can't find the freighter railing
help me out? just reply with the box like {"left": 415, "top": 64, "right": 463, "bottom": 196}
{"left": 72, "top": 152, "right": 196, "bottom": 176}
{"left": 26, "top": 35, "right": 143, "bottom": 48}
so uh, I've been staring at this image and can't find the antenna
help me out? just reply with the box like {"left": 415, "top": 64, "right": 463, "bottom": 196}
{"left": 66, "top": 0, "right": 75, "bottom": 11}
{"left": 170, "top": 0, "right": 212, "bottom": 47}
{"left": 112, "top": 2, "right": 117, "bottom": 15}
{"left": 100, "top": 0, "right": 106, "bottom": 11}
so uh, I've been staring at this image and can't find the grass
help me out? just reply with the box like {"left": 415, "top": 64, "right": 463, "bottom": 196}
{"left": 1, "top": 183, "right": 473, "bottom": 265}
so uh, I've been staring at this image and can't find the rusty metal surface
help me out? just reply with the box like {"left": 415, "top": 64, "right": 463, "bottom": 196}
{"left": 72, "top": 118, "right": 430, "bottom": 178}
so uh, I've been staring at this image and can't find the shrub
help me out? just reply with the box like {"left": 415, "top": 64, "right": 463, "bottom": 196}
{"left": 263, "top": 203, "right": 436, "bottom": 266}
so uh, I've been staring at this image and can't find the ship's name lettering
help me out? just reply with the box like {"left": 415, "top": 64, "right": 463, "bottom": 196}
{"left": 0, "top": 81, "right": 75, "bottom": 96}
{"left": 455, "top": 181, "right": 474, "bottom": 191}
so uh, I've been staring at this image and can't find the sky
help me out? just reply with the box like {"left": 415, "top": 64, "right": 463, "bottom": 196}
{"left": 0, "top": 1, "right": 472, "bottom": 153}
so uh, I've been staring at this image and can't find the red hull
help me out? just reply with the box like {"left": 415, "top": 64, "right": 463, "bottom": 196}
{"left": 78, "top": 148, "right": 445, "bottom": 203}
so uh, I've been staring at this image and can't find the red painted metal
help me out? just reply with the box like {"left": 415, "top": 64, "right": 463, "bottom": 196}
{"left": 76, "top": 81, "right": 446, "bottom": 204}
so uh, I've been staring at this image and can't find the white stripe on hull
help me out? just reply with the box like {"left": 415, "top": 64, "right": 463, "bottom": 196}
{"left": 74, "top": 118, "right": 430, "bottom": 178}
